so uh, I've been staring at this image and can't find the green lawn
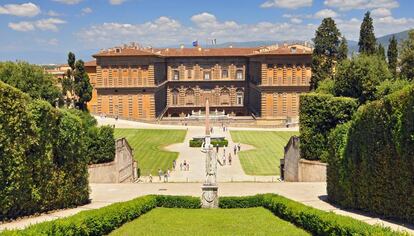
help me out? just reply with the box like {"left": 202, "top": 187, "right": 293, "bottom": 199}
{"left": 109, "top": 207, "right": 310, "bottom": 236}
{"left": 231, "top": 131, "right": 298, "bottom": 175}
{"left": 114, "top": 129, "right": 186, "bottom": 176}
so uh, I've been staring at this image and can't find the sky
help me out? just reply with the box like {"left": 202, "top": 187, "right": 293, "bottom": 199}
{"left": 1, "top": 0, "right": 414, "bottom": 64}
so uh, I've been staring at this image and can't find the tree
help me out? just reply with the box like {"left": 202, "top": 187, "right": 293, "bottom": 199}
{"left": 334, "top": 55, "right": 391, "bottom": 103}
{"left": 376, "top": 43, "right": 386, "bottom": 61}
{"left": 73, "top": 60, "right": 93, "bottom": 110}
{"left": 358, "top": 11, "right": 377, "bottom": 55}
{"left": 387, "top": 35, "right": 398, "bottom": 77}
{"left": 311, "top": 17, "right": 341, "bottom": 90}
{"left": 400, "top": 30, "right": 414, "bottom": 81}
{"left": 0, "top": 61, "right": 61, "bottom": 105}
{"left": 338, "top": 36, "right": 348, "bottom": 61}
{"left": 68, "top": 52, "right": 76, "bottom": 70}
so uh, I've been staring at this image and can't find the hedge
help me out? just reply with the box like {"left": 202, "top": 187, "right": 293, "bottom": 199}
{"left": 2, "top": 195, "right": 200, "bottom": 236}
{"left": 221, "top": 195, "right": 404, "bottom": 236}
{"left": 2, "top": 195, "right": 405, "bottom": 236}
{"left": 0, "top": 81, "right": 89, "bottom": 221}
{"left": 189, "top": 139, "right": 228, "bottom": 147}
{"left": 327, "top": 84, "right": 414, "bottom": 224}
{"left": 299, "top": 93, "right": 358, "bottom": 161}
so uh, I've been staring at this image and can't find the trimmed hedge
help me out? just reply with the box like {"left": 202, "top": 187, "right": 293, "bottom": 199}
{"left": 221, "top": 195, "right": 405, "bottom": 236}
{"left": 2, "top": 195, "right": 200, "bottom": 236}
{"left": 299, "top": 93, "right": 358, "bottom": 161}
{"left": 327, "top": 84, "right": 414, "bottom": 224}
{"left": 189, "top": 139, "right": 228, "bottom": 147}
{"left": 2, "top": 194, "right": 405, "bottom": 236}
{"left": 0, "top": 81, "right": 89, "bottom": 221}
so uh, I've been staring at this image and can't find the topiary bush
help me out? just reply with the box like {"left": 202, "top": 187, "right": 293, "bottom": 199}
{"left": 299, "top": 93, "right": 358, "bottom": 161}
{"left": 189, "top": 138, "right": 228, "bottom": 147}
{"left": 327, "top": 84, "right": 414, "bottom": 224}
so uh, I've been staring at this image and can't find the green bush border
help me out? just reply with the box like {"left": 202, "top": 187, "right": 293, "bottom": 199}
{"left": 3, "top": 194, "right": 407, "bottom": 236}
{"left": 189, "top": 139, "right": 228, "bottom": 147}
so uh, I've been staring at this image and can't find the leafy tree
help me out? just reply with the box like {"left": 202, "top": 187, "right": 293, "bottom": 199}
{"left": 399, "top": 30, "right": 414, "bottom": 81}
{"left": 387, "top": 35, "right": 398, "bottom": 77}
{"left": 337, "top": 36, "right": 348, "bottom": 61}
{"left": 0, "top": 61, "right": 61, "bottom": 105}
{"left": 334, "top": 55, "right": 391, "bottom": 103}
{"left": 315, "top": 79, "right": 335, "bottom": 95}
{"left": 358, "top": 11, "right": 377, "bottom": 55}
{"left": 376, "top": 43, "right": 386, "bottom": 61}
{"left": 311, "top": 17, "right": 341, "bottom": 90}
{"left": 375, "top": 79, "right": 411, "bottom": 98}
{"left": 73, "top": 60, "right": 93, "bottom": 110}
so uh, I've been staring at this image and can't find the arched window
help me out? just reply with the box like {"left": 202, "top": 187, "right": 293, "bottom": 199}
{"left": 220, "top": 88, "right": 230, "bottom": 105}
{"left": 185, "top": 88, "right": 195, "bottom": 105}
{"left": 172, "top": 89, "right": 179, "bottom": 106}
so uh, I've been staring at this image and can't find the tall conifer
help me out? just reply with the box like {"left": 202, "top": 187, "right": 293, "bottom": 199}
{"left": 387, "top": 35, "right": 398, "bottom": 77}
{"left": 358, "top": 11, "right": 377, "bottom": 55}
{"left": 338, "top": 36, "right": 348, "bottom": 61}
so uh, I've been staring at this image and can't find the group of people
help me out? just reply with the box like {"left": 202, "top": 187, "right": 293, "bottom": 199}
{"left": 217, "top": 143, "right": 241, "bottom": 166}
{"left": 179, "top": 160, "right": 190, "bottom": 171}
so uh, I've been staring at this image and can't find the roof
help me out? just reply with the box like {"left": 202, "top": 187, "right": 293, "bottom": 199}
{"left": 84, "top": 60, "right": 97, "bottom": 67}
{"left": 93, "top": 44, "right": 312, "bottom": 58}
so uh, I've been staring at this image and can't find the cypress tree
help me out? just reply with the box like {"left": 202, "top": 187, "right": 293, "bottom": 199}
{"left": 338, "top": 36, "right": 348, "bottom": 61}
{"left": 358, "top": 11, "right": 377, "bottom": 55}
{"left": 377, "top": 43, "right": 386, "bottom": 61}
{"left": 73, "top": 60, "right": 93, "bottom": 110}
{"left": 400, "top": 30, "right": 414, "bottom": 81}
{"left": 387, "top": 35, "right": 398, "bottom": 77}
{"left": 311, "top": 17, "right": 341, "bottom": 90}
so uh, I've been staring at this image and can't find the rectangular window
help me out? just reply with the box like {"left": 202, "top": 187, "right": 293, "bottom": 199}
{"left": 222, "top": 69, "right": 228, "bottom": 78}
{"left": 173, "top": 70, "right": 179, "bottom": 81}
{"left": 236, "top": 70, "right": 243, "bottom": 80}
{"left": 204, "top": 71, "right": 211, "bottom": 80}
{"left": 187, "top": 69, "right": 193, "bottom": 79}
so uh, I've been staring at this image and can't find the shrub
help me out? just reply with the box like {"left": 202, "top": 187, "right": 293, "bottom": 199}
{"left": 260, "top": 194, "right": 402, "bottom": 236}
{"left": 189, "top": 139, "right": 228, "bottom": 147}
{"left": 219, "top": 195, "right": 264, "bottom": 209}
{"left": 86, "top": 126, "right": 116, "bottom": 164}
{"left": 327, "top": 84, "right": 414, "bottom": 224}
{"left": 299, "top": 93, "right": 358, "bottom": 161}
{"left": 155, "top": 195, "right": 201, "bottom": 209}
{"left": 0, "top": 81, "right": 89, "bottom": 221}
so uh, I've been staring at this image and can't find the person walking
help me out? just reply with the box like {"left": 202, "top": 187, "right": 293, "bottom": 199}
{"left": 222, "top": 154, "right": 226, "bottom": 165}
{"left": 238, "top": 143, "right": 241, "bottom": 152}
{"left": 164, "top": 171, "right": 168, "bottom": 182}
{"left": 228, "top": 153, "right": 232, "bottom": 165}
{"left": 172, "top": 160, "right": 176, "bottom": 170}
{"left": 187, "top": 162, "right": 190, "bottom": 171}
{"left": 223, "top": 145, "right": 226, "bottom": 156}
{"left": 149, "top": 174, "right": 153, "bottom": 183}
{"left": 216, "top": 144, "right": 219, "bottom": 153}
{"left": 158, "top": 169, "right": 162, "bottom": 181}
{"left": 167, "top": 169, "right": 171, "bottom": 177}
{"left": 233, "top": 145, "right": 237, "bottom": 155}
{"left": 183, "top": 160, "right": 187, "bottom": 171}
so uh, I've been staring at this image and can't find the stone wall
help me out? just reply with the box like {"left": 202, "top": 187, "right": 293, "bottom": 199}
{"left": 88, "top": 138, "right": 137, "bottom": 183}
{"left": 282, "top": 136, "right": 327, "bottom": 182}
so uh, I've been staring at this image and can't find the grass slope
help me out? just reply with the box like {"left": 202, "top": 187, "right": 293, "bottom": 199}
{"left": 114, "top": 129, "right": 186, "bottom": 176}
{"left": 231, "top": 131, "right": 298, "bottom": 175}
{"left": 109, "top": 207, "right": 310, "bottom": 236}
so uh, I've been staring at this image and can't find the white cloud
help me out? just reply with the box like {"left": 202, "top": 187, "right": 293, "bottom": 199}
{"left": 314, "top": 9, "right": 339, "bottom": 18}
{"left": 0, "top": 2, "right": 40, "bottom": 17}
{"left": 261, "top": 0, "right": 312, "bottom": 9}
{"left": 290, "top": 18, "right": 303, "bottom": 24}
{"left": 77, "top": 13, "right": 318, "bottom": 48}
{"left": 47, "top": 10, "right": 60, "bottom": 16}
{"left": 8, "top": 18, "right": 66, "bottom": 32}
{"left": 53, "top": 0, "right": 83, "bottom": 5}
{"left": 371, "top": 8, "right": 391, "bottom": 18}
{"left": 324, "top": 0, "right": 399, "bottom": 11}
{"left": 109, "top": 0, "right": 126, "bottom": 5}
{"left": 81, "top": 7, "right": 92, "bottom": 15}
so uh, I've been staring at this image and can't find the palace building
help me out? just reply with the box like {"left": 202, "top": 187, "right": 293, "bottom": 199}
{"left": 85, "top": 43, "right": 312, "bottom": 122}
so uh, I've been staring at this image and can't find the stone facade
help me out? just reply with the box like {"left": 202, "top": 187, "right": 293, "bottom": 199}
{"left": 87, "top": 43, "right": 312, "bottom": 120}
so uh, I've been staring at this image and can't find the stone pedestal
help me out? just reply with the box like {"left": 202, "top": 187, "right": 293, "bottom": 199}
{"left": 201, "top": 184, "right": 218, "bottom": 208}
